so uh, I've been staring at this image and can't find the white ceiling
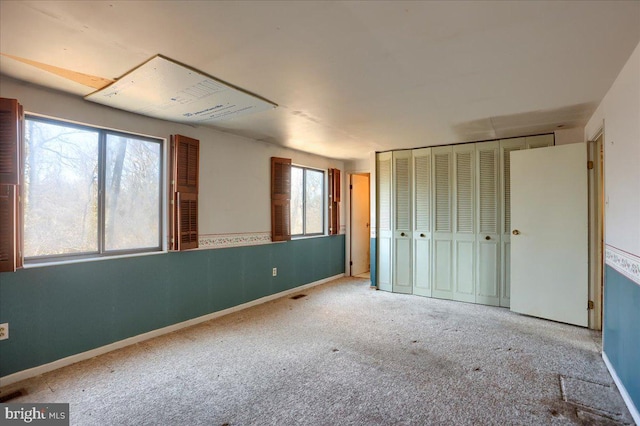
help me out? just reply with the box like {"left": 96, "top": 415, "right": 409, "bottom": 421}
{"left": 1, "top": 1, "right": 639, "bottom": 161}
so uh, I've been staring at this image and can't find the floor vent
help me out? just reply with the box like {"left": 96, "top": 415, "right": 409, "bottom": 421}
{"left": 290, "top": 294, "right": 307, "bottom": 300}
{"left": 559, "top": 375, "right": 627, "bottom": 422}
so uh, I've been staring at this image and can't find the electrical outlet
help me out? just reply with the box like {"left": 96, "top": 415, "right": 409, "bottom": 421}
{"left": 0, "top": 323, "right": 8, "bottom": 340}
{"left": 272, "top": 267, "right": 277, "bottom": 277}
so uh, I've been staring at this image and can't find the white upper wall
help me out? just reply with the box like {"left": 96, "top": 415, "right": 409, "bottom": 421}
{"left": 586, "top": 41, "right": 640, "bottom": 256}
{"left": 0, "top": 76, "right": 345, "bottom": 236}
{"left": 554, "top": 127, "right": 584, "bottom": 145}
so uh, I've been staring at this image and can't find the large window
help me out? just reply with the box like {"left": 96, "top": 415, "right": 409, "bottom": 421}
{"left": 24, "top": 116, "right": 163, "bottom": 261}
{"left": 290, "top": 166, "right": 324, "bottom": 236}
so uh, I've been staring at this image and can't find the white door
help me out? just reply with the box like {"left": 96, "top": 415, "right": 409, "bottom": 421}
{"left": 377, "top": 152, "right": 393, "bottom": 292}
{"left": 510, "top": 143, "right": 588, "bottom": 327}
{"left": 452, "top": 144, "right": 476, "bottom": 303}
{"left": 413, "top": 148, "right": 432, "bottom": 297}
{"left": 351, "top": 174, "right": 370, "bottom": 276}
{"left": 476, "top": 141, "right": 500, "bottom": 306}
{"left": 499, "top": 137, "right": 526, "bottom": 307}
{"left": 393, "top": 150, "right": 413, "bottom": 294}
{"left": 432, "top": 146, "right": 453, "bottom": 300}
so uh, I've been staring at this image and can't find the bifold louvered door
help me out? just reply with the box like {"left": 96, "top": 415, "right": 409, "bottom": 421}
{"left": 376, "top": 134, "right": 554, "bottom": 303}
{"left": 431, "top": 146, "right": 453, "bottom": 300}
{"left": 412, "top": 148, "right": 432, "bottom": 297}
{"left": 526, "top": 134, "right": 554, "bottom": 150}
{"left": 499, "top": 138, "right": 526, "bottom": 307}
{"left": 377, "top": 152, "right": 393, "bottom": 292}
{"left": 452, "top": 144, "right": 476, "bottom": 303}
{"left": 392, "top": 150, "right": 412, "bottom": 294}
{"left": 476, "top": 141, "right": 500, "bottom": 306}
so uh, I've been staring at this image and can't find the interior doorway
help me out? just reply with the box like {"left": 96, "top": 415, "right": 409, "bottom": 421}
{"left": 588, "top": 133, "right": 605, "bottom": 330}
{"left": 350, "top": 173, "right": 370, "bottom": 277}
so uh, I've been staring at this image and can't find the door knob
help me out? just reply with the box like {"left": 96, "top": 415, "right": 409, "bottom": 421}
{"left": 401, "top": 232, "right": 406, "bottom": 237}
{"left": 485, "top": 236, "right": 491, "bottom": 240}
{"left": 512, "top": 230, "right": 520, "bottom": 235}
{"left": 420, "top": 233, "right": 425, "bottom": 238}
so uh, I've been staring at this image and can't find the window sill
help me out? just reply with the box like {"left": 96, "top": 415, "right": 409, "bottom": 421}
{"left": 291, "top": 234, "right": 330, "bottom": 240}
{"left": 23, "top": 250, "right": 167, "bottom": 269}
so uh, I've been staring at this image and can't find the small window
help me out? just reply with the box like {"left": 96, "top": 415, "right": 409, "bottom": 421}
{"left": 290, "top": 166, "right": 325, "bottom": 237}
{"left": 24, "top": 116, "right": 163, "bottom": 261}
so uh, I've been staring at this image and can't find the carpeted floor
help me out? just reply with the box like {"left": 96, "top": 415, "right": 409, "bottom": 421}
{"left": 0, "top": 277, "right": 634, "bottom": 425}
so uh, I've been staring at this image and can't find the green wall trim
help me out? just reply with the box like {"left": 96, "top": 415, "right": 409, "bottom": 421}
{"left": 0, "top": 235, "right": 345, "bottom": 377}
{"left": 370, "top": 238, "right": 377, "bottom": 287}
{"left": 603, "top": 265, "right": 640, "bottom": 409}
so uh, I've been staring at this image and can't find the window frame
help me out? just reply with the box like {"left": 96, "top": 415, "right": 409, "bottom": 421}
{"left": 290, "top": 164, "right": 326, "bottom": 238}
{"left": 23, "top": 114, "right": 166, "bottom": 264}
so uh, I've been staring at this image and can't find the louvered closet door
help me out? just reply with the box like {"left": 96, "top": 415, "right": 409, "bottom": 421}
{"left": 452, "top": 144, "right": 476, "bottom": 303}
{"left": 525, "top": 134, "right": 554, "bottom": 149}
{"left": 499, "top": 137, "right": 526, "bottom": 307}
{"left": 476, "top": 141, "right": 500, "bottom": 306}
{"left": 412, "top": 148, "right": 432, "bottom": 297}
{"left": 393, "top": 150, "right": 412, "bottom": 294}
{"left": 431, "top": 146, "right": 453, "bottom": 300}
{"left": 376, "top": 152, "right": 393, "bottom": 292}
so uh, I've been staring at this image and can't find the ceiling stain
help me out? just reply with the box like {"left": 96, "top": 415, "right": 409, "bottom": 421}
{"left": 453, "top": 102, "right": 597, "bottom": 142}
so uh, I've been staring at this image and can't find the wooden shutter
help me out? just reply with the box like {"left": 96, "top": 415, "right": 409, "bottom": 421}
{"left": 271, "top": 157, "right": 291, "bottom": 242}
{"left": 171, "top": 135, "right": 199, "bottom": 250}
{"left": 332, "top": 168, "right": 341, "bottom": 202}
{"left": 177, "top": 192, "right": 198, "bottom": 250}
{"left": 172, "top": 134, "right": 199, "bottom": 194}
{"left": 328, "top": 168, "right": 341, "bottom": 235}
{"left": 0, "top": 98, "right": 23, "bottom": 272}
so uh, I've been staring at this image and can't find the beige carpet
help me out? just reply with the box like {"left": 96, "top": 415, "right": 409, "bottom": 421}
{"left": 0, "top": 277, "right": 633, "bottom": 425}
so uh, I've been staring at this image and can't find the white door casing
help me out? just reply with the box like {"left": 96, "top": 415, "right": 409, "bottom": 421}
{"left": 510, "top": 143, "right": 588, "bottom": 327}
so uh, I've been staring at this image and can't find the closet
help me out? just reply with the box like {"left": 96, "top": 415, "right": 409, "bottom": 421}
{"left": 376, "top": 134, "right": 553, "bottom": 307}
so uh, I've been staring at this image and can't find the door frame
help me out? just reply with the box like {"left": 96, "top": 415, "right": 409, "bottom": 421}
{"left": 588, "top": 129, "right": 605, "bottom": 330}
{"left": 349, "top": 172, "right": 371, "bottom": 276}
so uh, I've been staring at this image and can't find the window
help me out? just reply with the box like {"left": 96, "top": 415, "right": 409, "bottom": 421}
{"left": 23, "top": 116, "right": 163, "bottom": 261}
{"left": 290, "top": 166, "right": 325, "bottom": 236}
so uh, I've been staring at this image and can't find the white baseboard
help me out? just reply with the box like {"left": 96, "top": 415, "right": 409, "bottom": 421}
{"left": 0, "top": 274, "right": 344, "bottom": 387}
{"left": 602, "top": 351, "right": 640, "bottom": 425}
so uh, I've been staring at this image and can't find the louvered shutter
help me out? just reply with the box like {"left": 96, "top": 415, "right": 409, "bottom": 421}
{"left": 455, "top": 151, "right": 473, "bottom": 233}
{"left": 177, "top": 192, "right": 198, "bottom": 250}
{"left": 414, "top": 154, "right": 431, "bottom": 231}
{"left": 434, "top": 152, "right": 451, "bottom": 232}
{"left": 171, "top": 135, "right": 199, "bottom": 251}
{"left": 0, "top": 98, "right": 23, "bottom": 272}
{"left": 271, "top": 157, "right": 291, "bottom": 242}
{"left": 394, "top": 156, "right": 410, "bottom": 231}
{"left": 329, "top": 168, "right": 340, "bottom": 235}
{"left": 0, "top": 98, "right": 20, "bottom": 185}
{"left": 479, "top": 149, "right": 498, "bottom": 234}
{"left": 378, "top": 158, "right": 391, "bottom": 231}
{"left": 502, "top": 146, "right": 520, "bottom": 234}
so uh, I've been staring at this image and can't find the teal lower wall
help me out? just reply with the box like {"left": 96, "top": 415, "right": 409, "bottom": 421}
{"left": 370, "top": 238, "right": 376, "bottom": 287}
{"left": 603, "top": 265, "right": 640, "bottom": 409}
{"left": 0, "top": 235, "right": 345, "bottom": 378}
